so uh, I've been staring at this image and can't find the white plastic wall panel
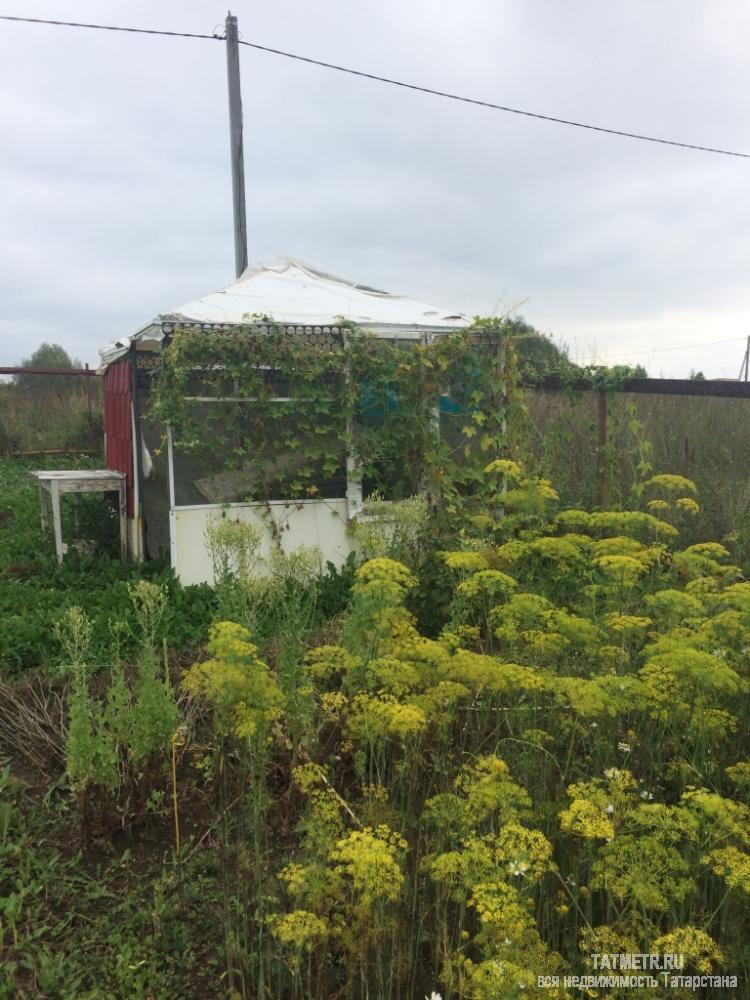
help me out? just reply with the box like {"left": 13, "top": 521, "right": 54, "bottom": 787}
{"left": 172, "top": 499, "right": 351, "bottom": 585}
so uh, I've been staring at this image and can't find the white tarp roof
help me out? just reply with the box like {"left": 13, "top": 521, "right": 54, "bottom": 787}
{"left": 100, "top": 259, "right": 471, "bottom": 367}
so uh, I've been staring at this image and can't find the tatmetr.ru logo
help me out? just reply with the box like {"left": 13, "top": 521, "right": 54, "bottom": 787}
{"left": 591, "top": 952, "right": 684, "bottom": 971}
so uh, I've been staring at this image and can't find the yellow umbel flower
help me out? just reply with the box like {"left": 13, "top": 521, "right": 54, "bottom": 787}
{"left": 604, "top": 612, "right": 652, "bottom": 635}
{"left": 270, "top": 910, "right": 329, "bottom": 952}
{"left": 652, "top": 927, "right": 724, "bottom": 973}
{"left": 353, "top": 557, "right": 417, "bottom": 603}
{"left": 594, "top": 554, "right": 649, "bottom": 587}
{"left": 559, "top": 798, "right": 614, "bottom": 841}
{"left": 331, "top": 825, "right": 407, "bottom": 908}
{"left": 456, "top": 569, "right": 517, "bottom": 601}
{"left": 182, "top": 621, "right": 283, "bottom": 743}
{"left": 483, "top": 458, "right": 523, "bottom": 481}
{"left": 676, "top": 496, "right": 700, "bottom": 514}
{"left": 704, "top": 846, "right": 750, "bottom": 894}
{"left": 442, "top": 551, "right": 490, "bottom": 572}
{"left": 643, "top": 473, "right": 697, "bottom": 495}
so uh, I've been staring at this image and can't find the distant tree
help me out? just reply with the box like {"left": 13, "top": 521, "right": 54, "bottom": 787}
{"left": 14, "top": 343, "right": 83, "bottom": 393}
{"left": 505, "top": 317, "right": 571, "bottom": 376}
{"left": 689, "top": 370, "right": 706, "bottom": 381}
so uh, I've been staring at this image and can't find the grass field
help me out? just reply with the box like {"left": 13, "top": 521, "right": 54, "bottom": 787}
{"left": 1, "top": 455, "right": 749, "bottom": 998}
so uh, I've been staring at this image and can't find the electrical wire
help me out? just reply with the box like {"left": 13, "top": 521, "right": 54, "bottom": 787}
{"left": 238, "top": 40, "right": 750, "bottom": 160}
{"left": 0, "top": 14, "right": 220, "bottom": 41}
{"left": 575, "top": 335, "right": 747, "bottom": 363}
{"left": 1, "top": 13, "right": 750, "bottom": 159}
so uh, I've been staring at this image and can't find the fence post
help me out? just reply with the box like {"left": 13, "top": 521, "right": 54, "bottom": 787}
{"left": 84, "top": 362, "right": 93, "bottom": 431}
{"left": 596, "top": 390, "right": 608, "bottom": 506}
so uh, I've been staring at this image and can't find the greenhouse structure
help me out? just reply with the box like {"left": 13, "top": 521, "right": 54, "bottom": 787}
{"left": 99, "top": 259, "right": 472, "bottom": 584}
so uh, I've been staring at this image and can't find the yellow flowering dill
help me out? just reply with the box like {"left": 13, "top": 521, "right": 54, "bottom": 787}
{"left": 726, "top": 761, "right": 750, "bottom": 790}
{"left": 685, "top": 574, "right": 721, "bottom": 596}
{"left": 364, "top": 656, "right": 421, "bottom": 694}
{"left": 293, "top": 762, "right": 328, "bottom": 793}
{"left": 535, "top": 478, "right": 559, "bottom": 501}
{"left": 477, "top": 822, "right": 556, "bottom": 882}
{"left": 644, "top": 588, "right": 704, "bottom": 624}
{"left": 442, "top": 550, "right": 491, "bottom": 573}
{"left": 520, "top": 629, "right": 570, "bottom": 663}
{"left": 409, "top": 680, "right": 471, "bottom": 728}
{"left": 551, "top": 675, "right": 641, "bottom": 720}
{"left": 422, "top": 791, "right": 473, "bottom": 844}
{"left": 676, "top": 496, "right": 700, "bottom": 514}
{"left": 680, "top": 789, "right": 750, "bottom": 848}
{"left": 559, "top": 798, "right": 615, "bottom": 841}
{"left": 646, "top": 498, "right": 670, "bottom": 511}
{"left": 456, "top": 569, "right": 517, "bottom": 601}
{"left": 690, "top": 707, "right": 737, "bottom": 740}
{"left": 182, "top": 621, "right": 284, "bottom": 742}
{"left": 604, "top": 612, "right": 652, "bottom": 635}
{"left": 700, "top": 608, "right": 750, "bottom": 650}
{"left": 455, "top": 756, "right": 532, "bottom": 827}
{"left": 591, "top": 834, "right": 694, "bottom": 910}
{"left": 579, "top": 926, "right": 639, "bottom": 968}
{"left": 493, "top": 539, "right": 530, "bottom": 569}
{"left": 320, "top": 691, "right": 348, "bottom": 718}
{"left": 704, "top": 846, "right": 750, "bottom": 894}
{"left": 353, "top": 557, "right": 417, "bottom": 601}
{"left": 593, "top": 554, "right": 649, "bottom": 587}
{"left": 593, "top": 535, "right": 648, "bottom": 558}
{"left": 554, "top": 509, "right": 592, "bottom": 532}
{"left": 718, "top": 580, "right": 750, "bottom": 611}
{"left": 641, "top": 640, "right": 741, "bottom": 697}
{"left": 345, "top": 692, "right": 427, "bottom": 742}
{"left": 651, "top": 928, "right": 724, "bottom": 973}
{"left": 444, "top": 650, "right": 544, "bottom": 696}
{"left": 330, "top": 825, "right": 407, "bottom": 907}
{"left": 545, "top": 608, "right": 601, "bottom": 648}
{"left": 589, "top": 509, "right": 679, "bottom": 541}
{"left": 643, "top": 473, "right": 698, "bottom": 496}
{"left": 491, "top": 592, "right": 554, "bottom": 644}
{"left": 303, "top": 644, "right": 360, "bottom": 682}
{"left": 598, "top": 643, "right": 629, "bottom": 670}
{"left": 270, "top": 910, "right": 329, "bottom": 952}
{"left": 425, "top": 849, "right": 472, "bottom": 896}
{"left": 458, "top": 956, "right": 546, "bottom": 1000}
{"left": 528, "top": 533, "right": 592, "bottom": 570}
{"left": 483, "top": 458, "right": 523, "bottom": 481}
{"left": 388, "top": 632, "right": 450, "bottom": 669}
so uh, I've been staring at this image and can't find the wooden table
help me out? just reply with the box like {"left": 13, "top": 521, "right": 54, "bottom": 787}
{"left": 30, "top": 470, "right": 127, "bottom": 563}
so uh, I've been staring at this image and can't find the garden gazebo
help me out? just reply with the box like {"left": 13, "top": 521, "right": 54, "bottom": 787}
{"left": 100, "top": 259, "right": 474, "bottom": 584}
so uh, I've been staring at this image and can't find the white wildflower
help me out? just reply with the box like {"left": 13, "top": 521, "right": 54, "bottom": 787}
{"left": 508, "top": 860, "right": 529, "bottom": 877}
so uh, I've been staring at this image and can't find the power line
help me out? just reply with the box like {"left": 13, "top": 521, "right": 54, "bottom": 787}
{"left": 0, "top": 14, "right": 220, "bottom": 42}
{"left": 2, "top": 13, "right": 750, "bottom": 160}
{"left": 576, "top": 335, "right": 747, "bottom": 363}
{"left": 238, "top": 40, "right": 750, "bottom": 160}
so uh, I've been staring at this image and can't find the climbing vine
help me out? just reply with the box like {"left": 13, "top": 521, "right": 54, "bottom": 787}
{"left": 148, "top": 321, "right": 517, "bottom": 505}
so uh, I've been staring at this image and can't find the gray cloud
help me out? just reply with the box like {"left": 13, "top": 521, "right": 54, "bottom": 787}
{"left": 1, "top": 0, "right": 749, "bottom": 377}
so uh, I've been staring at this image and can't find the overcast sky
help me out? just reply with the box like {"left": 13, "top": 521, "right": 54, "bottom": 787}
{"left": 2, "top": 1, "right": 750, "bottom": 376}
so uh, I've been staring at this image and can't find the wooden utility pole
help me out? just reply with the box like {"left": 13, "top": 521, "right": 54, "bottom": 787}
{"left": 225, "top": 12, "right": 248, "bottom": 278}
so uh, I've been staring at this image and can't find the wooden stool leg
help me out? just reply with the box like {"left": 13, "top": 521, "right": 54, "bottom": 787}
{"left": 39, "top": 483, "right": 48, "bottom": 529}
{"left": 50, "top": 482, "right": 63, "bottom": 564}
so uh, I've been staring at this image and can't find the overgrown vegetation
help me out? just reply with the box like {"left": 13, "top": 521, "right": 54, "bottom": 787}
{"left": 1, "top": 325, "right": 750, "bottom": 997}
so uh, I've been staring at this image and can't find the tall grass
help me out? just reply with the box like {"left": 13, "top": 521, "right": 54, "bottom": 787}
{"left": 0, "top": 382, "right": 103, "bottom": 455}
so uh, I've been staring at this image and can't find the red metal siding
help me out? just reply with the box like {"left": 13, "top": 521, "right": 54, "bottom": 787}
{"left": 103, "top": 358, "right": 134, "bottom": 516}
